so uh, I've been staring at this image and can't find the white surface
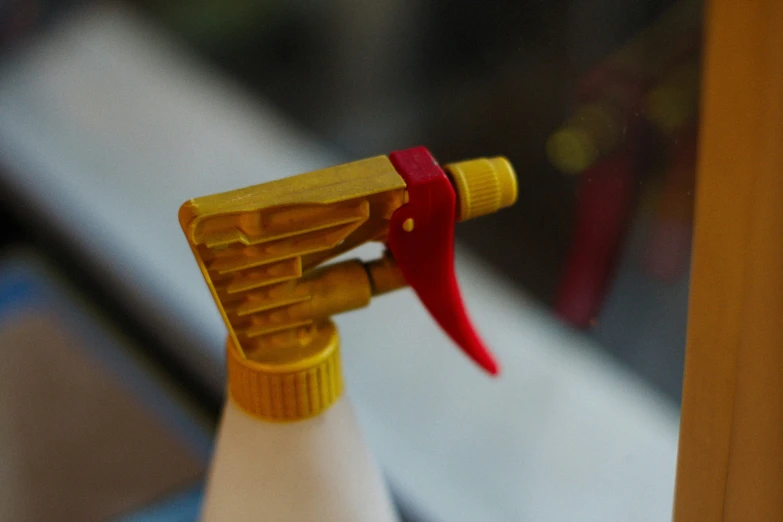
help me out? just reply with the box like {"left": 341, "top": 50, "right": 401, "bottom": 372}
{"left": 0, "top": 6, "right": 337, "bottom": 391}
{"left": 0, "top": 7, "right": 678, "bottom": 521}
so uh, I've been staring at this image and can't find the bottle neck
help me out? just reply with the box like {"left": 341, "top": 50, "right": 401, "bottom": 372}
{"left": 226, "top": 321, "right": 343, "bottom": 422}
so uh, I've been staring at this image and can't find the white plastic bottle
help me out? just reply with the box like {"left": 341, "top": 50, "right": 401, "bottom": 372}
{"left": 200, "top": 324, "right": 399, "bottom": 522}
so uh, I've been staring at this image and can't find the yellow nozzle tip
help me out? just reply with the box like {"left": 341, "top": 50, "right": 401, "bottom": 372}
{"left": 445, "top": 156, "right": 518, "bottom": 221}
{"left": 546, "top": 127, "right": 597, "bottom": 175}
{"left": 490, "top": 157, "right": 518, "bottom": 208}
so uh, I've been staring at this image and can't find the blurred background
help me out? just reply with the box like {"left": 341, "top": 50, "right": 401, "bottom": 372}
{"left": 0, "top": 0, "right": 702, "bottom": 520}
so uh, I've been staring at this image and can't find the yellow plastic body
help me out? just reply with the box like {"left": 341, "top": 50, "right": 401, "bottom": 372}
{"left": 180, "top": 155, "right": 405, "bottom": 420}
{"left": 180, "top": 153, "right": 516, "bottom": 421}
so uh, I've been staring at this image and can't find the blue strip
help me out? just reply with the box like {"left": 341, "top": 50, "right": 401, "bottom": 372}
{"left": 0, "top": 266, "right": 44, "bottom": 322}
{"left": 114, "top": 485, "right": 203, "bottom": 522}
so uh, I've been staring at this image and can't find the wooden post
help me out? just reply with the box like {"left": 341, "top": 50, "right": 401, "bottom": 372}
{"left": 673, "top": 1, "right": 783, "bottom": 521}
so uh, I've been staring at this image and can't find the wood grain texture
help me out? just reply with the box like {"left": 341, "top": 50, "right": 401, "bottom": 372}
{"left": 673, "top": 1, "right": 783, "bottom": 521}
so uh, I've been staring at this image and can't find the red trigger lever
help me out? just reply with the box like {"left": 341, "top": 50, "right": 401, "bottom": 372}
{"left": 387, "top": 147, "right": 500, "bottom": 376}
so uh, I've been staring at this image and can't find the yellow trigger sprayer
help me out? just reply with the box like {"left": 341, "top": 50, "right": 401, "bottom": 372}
{"left": 179, "top": 146, "right": 517, "bottom": 521}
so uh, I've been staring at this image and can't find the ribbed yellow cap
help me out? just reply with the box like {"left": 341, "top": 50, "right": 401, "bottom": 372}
{"left": 226, "top": 322, "right": 343, "bottom": 422}
{"left": 445, "top": 157, "right": 518, "bottom": 221}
